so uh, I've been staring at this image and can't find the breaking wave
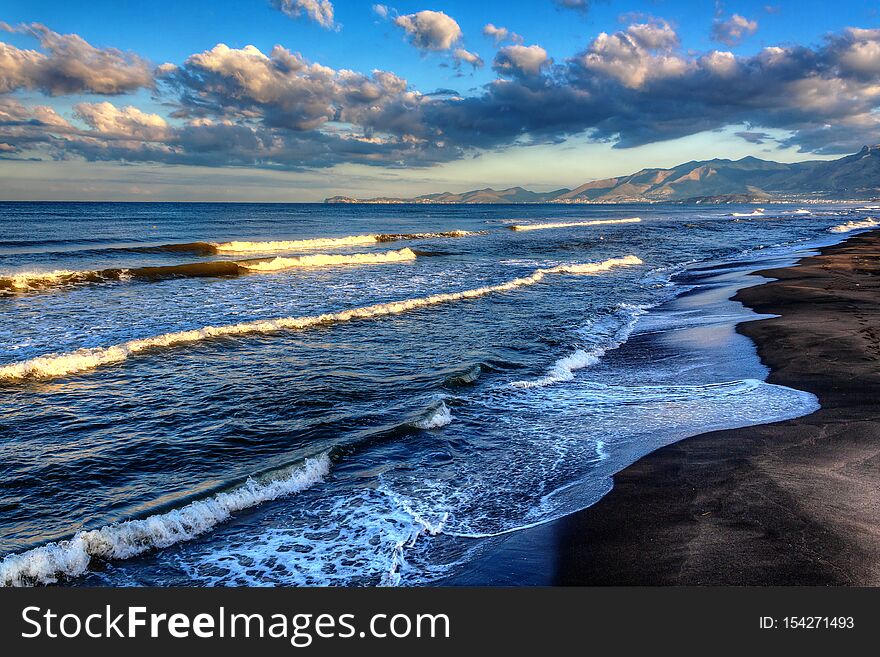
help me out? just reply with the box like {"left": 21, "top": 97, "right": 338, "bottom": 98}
{"left": 731, "top": 208, "right": 765, "bottom": 217}
{"left": 508, "top": 218, "right": 641, "bottom": 231}
{"left": 214, "top": 231, "right": 482, "bottom": 254}
{"left": 0, "top": 454, "right": 330, "bottom": 587}
{"left": 239, "top": 248, "right": 416, "bottom": 271}
{"left": 828, "top": 218, "right": 879, "bottom": 233}
{"left": 511, "top": 303, "right": 648, "bottom": 388}
{"left": 0, "top": 255, "right": 643, "bottom": 382}
{"left": 1, "top": 249, "right": 420, "bottom": 294}
{"left": 412, "top": 401, "right": 453, "bottom": 429}
{"left": 0, "top": 261, "right": 244, "bottom": 294}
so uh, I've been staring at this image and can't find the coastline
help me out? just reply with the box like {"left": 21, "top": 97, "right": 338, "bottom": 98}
{"left": 554, "top": 230, "right": 880, "bottom": 585}
{"left": 443, "top": 230, "right": 880, "bottom": 586}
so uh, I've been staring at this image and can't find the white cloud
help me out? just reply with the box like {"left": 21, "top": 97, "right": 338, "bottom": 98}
{"left": 711, "top": 14, "right": 758, "bottom": 46}
{"left": 271, "top": 0, "right": 336, "bottom": 30}
{"left": 483, "top": 23, "right": 523, "bottom": 45}
{"left": 392, "top": 10, "right": 462, "bottom": 51}
{"left": 0, "top": 22, "right": 153, "bottom": 95}
{"left": 493, "top": 44, "right": 550, "bottom": 76}
{"left": 454, "top": 48, "right": 484, "bottom": 68}
{"left": 579, "top": 21, "right": 688, "bottom": 88}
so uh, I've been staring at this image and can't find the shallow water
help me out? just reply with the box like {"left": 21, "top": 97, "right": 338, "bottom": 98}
{"left": 0, "top": 201, "right": 873, "bottom": 586}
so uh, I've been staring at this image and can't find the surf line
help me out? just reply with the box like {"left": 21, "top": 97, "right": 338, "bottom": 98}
{"left": 151, "top": 230, "right": 487, "bottom": 255}
{"left": 0, "top": 454, "right": 331, "bottom": 587}
{"left": 0, "top": 255, "right": 643, "bottom": 382}
{"left": 508, "top": 218, "right": 641, "bottom": 231}
{"left": 0, "top": 249, "right": 419, "bottom": 295}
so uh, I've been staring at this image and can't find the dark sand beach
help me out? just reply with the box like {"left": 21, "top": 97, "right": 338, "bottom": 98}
{"left": 553, "top": 230, "right": 880, "bottom": 585}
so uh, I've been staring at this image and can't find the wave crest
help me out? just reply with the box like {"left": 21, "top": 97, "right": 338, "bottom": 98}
{"left": 0, "top": 454, "right": 330, "bottom": 587}
{"left": 828, "top": 218, "right": 879, "bottom": 233}
{"left": 0, "top": 255, "right": 643, "bottom": 382}
{"left": 509, "top": 218, "right": 641, "bottom": 231}
{"left": 239, "top": 248, "right": 417, "bottom": 271}
{"left": 412, "top": 401, "right": 454, "bottom": 429}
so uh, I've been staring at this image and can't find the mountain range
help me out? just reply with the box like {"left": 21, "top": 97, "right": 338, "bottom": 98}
{"left": 325, "top": 145, "right": 880, "bottom": 204}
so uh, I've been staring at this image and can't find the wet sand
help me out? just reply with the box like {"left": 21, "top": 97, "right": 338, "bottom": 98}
{"left": 553, "top": 230, "right": 880, "bottom": 585}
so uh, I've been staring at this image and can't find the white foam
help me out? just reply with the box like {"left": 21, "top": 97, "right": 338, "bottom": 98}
{"left": 215, "top": 235, "right": 379, "bottom": 252}
{"left": 239, "top": 248, "right": 417, "bottom": 271}
{"left": 512, "top": 303, "right": 648, "bottom": 389}
{"left": 412, "top": 401, "right": 453, "bottom": 429}
{"left": 828, "top": 218, "right": 879, "bottom": 233}
{"left": 731, "top": 208, "right": 765, "bottom": 217}
{"left": 0, "top": 454, "right": 330, "bottom": 587}
{"left": 215, "top": 230, "right": 480, "bottom": 253}
{"left": 0, "top": 269, "right": 82, "bottom": 291}
{"left": 509, "top": 218, "right": 641, "bottom": 231}
{"left": 0, "top": 255, "right": 643, "bottom": 382}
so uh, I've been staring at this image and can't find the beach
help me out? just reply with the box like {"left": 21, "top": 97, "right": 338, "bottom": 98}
{"left": 0, "top": 201, "right": 874, "bottom": 586}
{"left": 551, "top": 230, "right": 880, "bottom": 585}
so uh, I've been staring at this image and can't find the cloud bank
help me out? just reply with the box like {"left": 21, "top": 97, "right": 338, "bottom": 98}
{"left": 3, "top": 17, "right": 880, "bottom": 171}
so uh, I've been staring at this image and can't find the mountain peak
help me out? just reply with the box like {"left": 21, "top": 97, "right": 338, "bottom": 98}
{"left": 325, "top": 146, "right": 880, "bottom": 203}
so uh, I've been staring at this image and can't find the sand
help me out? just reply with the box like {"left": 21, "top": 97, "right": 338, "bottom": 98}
{"left": 553, "top": 231, "right": 880, "bottom": 585}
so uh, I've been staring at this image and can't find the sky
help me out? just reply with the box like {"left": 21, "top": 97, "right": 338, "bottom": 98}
{"left": 1, "top": 0, "right": 879, "bottom": 201}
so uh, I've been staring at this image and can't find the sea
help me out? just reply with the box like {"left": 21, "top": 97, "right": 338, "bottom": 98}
{"left": 0, "top": 201, "right": 877, "bottom": 586}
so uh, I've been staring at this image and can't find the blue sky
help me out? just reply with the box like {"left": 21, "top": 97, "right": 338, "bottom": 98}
{"left": 1, "top": 0, "right": 879, "bottom": 200}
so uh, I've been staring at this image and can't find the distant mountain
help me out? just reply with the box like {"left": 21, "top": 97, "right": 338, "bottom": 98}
{"left": 326, "top": 146, "right": 880, "bottom": 204}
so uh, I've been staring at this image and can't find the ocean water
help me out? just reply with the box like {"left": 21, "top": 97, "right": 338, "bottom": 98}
{"left": 0, "top": 201, "right": 874, "bottom": 586}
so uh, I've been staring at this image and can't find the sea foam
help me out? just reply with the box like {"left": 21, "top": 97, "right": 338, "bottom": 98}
{"left": 508, "top": 218, "right": 641, "bottom": 231}
{"left": 0, "top": 454, "right": 330, "bottom": 587}
{"left": 0, "top": 256, "right": 643, "bottom": 382}
{"left": 0, "top": 249, "right": 419, "bottom": 294}
{"left": 828, "top": 218, "right": 879, "bottom": 233}
{"left": 511, "top": 303, "right": 648, "bottom": 388}
{"left": 214, "top": 231, "right": 481, "bottom": 253}
{"left": 412, "top": 401, "right": 454, "bottom": 429}
{"left": 239, "top": 248, "right": 417, "bottom": 271}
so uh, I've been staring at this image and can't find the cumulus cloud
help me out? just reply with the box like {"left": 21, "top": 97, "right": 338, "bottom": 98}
{"left": 483, "top": 23, "right": 523, "bottom": 45}
{"left": 493, "top": 45, "right": 550, "bottom": 76}
{"left": 270, "top": 0, "right": 336, "bottom": 30}
{"left": 711, "top": 14, "right": 758, "bottom": 46}
{"left": 454, "top": 48, "right": 484, "bottom": 69}
{"left": 578, "top": 20, "right": 685, "bottom": 88}
{"left": 7, "top": 19, "right": 880, "bottom": 170}
{"left": 392, "top": 10, "right": 463, "bottom": 51}
{"left": 0, "top": 22, "right": 153, "bottom": 95}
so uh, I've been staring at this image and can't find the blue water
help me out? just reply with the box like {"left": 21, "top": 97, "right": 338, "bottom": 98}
{"left": 0, "top": 201, "right": 873, "bottom": 586}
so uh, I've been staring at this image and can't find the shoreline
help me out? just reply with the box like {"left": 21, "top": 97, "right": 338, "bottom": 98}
{"left": 550, "top": 230, "right": 880, "bottom": 585}
{"left": 441, "top": 230, "right": 880, "bottom": 586}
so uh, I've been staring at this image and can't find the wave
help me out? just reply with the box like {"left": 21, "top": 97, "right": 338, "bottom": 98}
{"left": 0, "top": 261, "right": 244, "bottom": 294}
{"left": 828, "top": 218, "right": 879, "bottom": 233}
{"left": 446, "top": 364, "right": 483, "bottom": 387}
{"left": 214, "top": 235, "right": 378, "bottom": 253}
{"left": 0, "top": 454, "right": 330, "bottom": 587}
{"left": 239, "top": 248, "right": 417, "bottom": 271}
{"left": 508, "top": 218, "right": 641, "bottom": 232}
{"left": 0, "top": 255, "right": 643, "bottom": 382}
{"left": 214, "top": 231, "right": 482, "bottom": 254}
{"left": 511, "top": 303, "right": 648, "bottom": 388}
{"left": 375, "top": 230, "right": 485, "bottom": 242}
{"left": 731, "top": 208, "right": 765, "bottom": 217}
{"left": 1, "top": 249, "right": 420, "bottom": 295}
{"left": 412, "top": 401, "right": 453, "bottom": 429}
